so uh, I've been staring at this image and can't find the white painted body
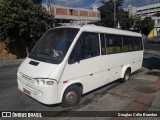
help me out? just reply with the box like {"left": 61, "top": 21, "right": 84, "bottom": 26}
{"left": 17, "top": 25, "right": 143, "bottom": 105}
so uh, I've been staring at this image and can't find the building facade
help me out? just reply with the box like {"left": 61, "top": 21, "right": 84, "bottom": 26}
{"left": 136, "top": 3, "right": 160, "bottom": 19}
{"left": 126, "top": 2, "right": 160, "bottom": 37}
{"left": 42, "top": 3, "right": 101, "bottom": 25}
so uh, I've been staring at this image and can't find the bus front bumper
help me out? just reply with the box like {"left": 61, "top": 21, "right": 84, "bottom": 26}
{"left": 17, "top": 75, "right": 58, "bottom": 105}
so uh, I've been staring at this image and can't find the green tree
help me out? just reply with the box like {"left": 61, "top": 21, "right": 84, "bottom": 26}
{"left": 135, "top": 17, "right": 154, "bottom": 36}
{"left": 0, "top": 0, "right": 54, "bottom": 57}
{"left": 98, "top": 0, "right": 133, "bottom": 29}
{"left": 116, "top": 9, "right": 134, "bottom": 30}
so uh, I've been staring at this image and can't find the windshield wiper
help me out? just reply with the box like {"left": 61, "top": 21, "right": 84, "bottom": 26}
{"left": 36, "top": 52, "right": 50, "bottom": 57}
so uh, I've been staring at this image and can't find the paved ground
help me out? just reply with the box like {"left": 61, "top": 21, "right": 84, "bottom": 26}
{"left": 145, "top": 43, "right": 160, "bottom": 51}
{"left": 0, "top": 49, "right": 160, "bottom": 120}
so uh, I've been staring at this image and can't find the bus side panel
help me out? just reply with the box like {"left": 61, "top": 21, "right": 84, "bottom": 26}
{"left": 130, "top": 51, "right": 143, "bottom": 73}
{"left": 98, "top": 51, "right": 143, "bottom": 81}
{"left": 58, "top": 56, "right": 107, "bottom": 96}
{"left": 58, "top": 50, "right": 143, "bottom": 103}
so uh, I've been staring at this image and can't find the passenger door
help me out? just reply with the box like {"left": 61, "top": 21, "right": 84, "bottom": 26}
{"left": 61, "top": 32, "right": 106, "bottom": 93}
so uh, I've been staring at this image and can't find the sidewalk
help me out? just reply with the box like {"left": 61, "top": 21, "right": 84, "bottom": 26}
{"left": 52, "top": 68, "right": 160, "bottom": 120}
{"left": 0, "top": 58, "right": 24, "bottom": 69}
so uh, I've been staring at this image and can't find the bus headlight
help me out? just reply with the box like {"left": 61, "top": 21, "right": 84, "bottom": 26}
{"left": 46, "top": 81, "right": 54, "bottom": 85}
{"left": 35, "top": 78, "right": 55, "bottom": 85}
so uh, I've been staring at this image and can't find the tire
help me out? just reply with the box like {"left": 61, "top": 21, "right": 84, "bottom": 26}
{"left": 61, "top": 85, "right": 82, "bottom": 108}
{"left": 121, "top": 69, "right": 131, "bottom": 82}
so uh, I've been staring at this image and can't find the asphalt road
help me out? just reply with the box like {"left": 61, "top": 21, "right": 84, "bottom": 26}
{"left": 145, "top": 42, "right": 160, "bottom": 51}
{"left": 0, "top": 47, "right": 160, "bottom": 112}
{"left": 143, "top": 43, "right": 160, "bottom": 70}
{"left": 0, "top": 66, "right": 120, "bottom": 112}
{"left": 0, "top": 67, "right": 70, "bottom": 111}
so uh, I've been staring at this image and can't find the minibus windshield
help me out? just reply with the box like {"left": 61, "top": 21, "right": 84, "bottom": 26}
{"left": 29, "top": 28, "right": 79, "bottom": 64}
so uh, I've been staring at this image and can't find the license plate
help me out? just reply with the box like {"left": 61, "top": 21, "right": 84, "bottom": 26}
{"left": 23, "top": 88, "right": 30, "bottom": 95}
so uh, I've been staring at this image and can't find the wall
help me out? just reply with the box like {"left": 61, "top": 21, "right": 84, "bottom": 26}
{"left": 43, "top": 4, "right": 101, "bottom": 21}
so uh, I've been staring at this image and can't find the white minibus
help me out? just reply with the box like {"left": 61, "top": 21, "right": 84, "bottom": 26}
{"left": 17, "top": 25, "right": 143, "bottom": 107}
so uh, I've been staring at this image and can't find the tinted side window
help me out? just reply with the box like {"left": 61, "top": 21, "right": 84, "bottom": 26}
{"left": 122, "top": 36, "right": 134, "bottom": 52}
{"left": 105, "top": 34, "right": 122, "bottom": 54}
{"left": 134, "top": 37, "right": 143, "bottom": 51}
{"left": 114, "top": 35, "right": 122, "bottom": 53}
{"left": 100, "top": 33, "right": 106, "bottom": 55}
{"left": 69, "top": 32, "right": 100, "bottom": 63}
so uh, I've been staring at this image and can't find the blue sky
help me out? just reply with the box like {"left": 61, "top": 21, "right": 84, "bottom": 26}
{"left": 42, "top": 0, "right": 159, "bottom": 9}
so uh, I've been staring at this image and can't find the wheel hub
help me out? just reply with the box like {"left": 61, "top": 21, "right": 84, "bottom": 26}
{"left": 66, "top": 91, "right": 77, "bottom": 103}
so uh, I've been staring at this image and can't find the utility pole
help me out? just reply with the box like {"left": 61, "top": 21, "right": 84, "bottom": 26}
{"left": 47, "top": 0, "right": 51, "bottom": 14}
{"left": 114, "top": 0, "right": 116, "bottom": 28}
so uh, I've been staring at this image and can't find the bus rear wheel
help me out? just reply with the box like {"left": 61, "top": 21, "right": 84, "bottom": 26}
{"left": 121, "top": 69, "right": 131, "bottom": 82}
{"left": 61, "top": 85, "right": 82, "bottom": 108}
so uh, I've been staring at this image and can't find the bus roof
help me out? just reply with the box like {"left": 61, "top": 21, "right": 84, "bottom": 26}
{"left": 52, "top": 25, "right": 142, "bottom": 37}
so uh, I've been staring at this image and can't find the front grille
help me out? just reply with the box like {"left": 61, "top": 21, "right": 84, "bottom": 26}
{"left": 19, "top": 73, "right": 35, "bottom": 83}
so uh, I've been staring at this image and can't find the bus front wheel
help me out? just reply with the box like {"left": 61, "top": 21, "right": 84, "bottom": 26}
{"left": 61, "top": 85, "right": 82, "bottom": 108}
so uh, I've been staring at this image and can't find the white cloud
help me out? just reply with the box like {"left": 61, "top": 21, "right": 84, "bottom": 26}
{"left": 90, "top": 0, "right": 103, "bottom": 8}
{"left": 90, "top": 0, "right": 158, "bottom": 9}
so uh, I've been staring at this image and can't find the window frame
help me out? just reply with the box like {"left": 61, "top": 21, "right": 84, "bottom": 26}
{"left": 105, "top": 33, "right": 123, "bottom": 54}
{"left": 122, "top": 35, "right": 134, "bottom": 53}
{"left": 100, "top": 33, "right": 107, "bottom": 55}
{"left": 68, "top": 31, "right": 101, "bottom": 64}
{"left": 99, "top": 32, "right": 143, "bottom": 55}
{"left": 133, "top": 37, "right": 143, "bottom": 51}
